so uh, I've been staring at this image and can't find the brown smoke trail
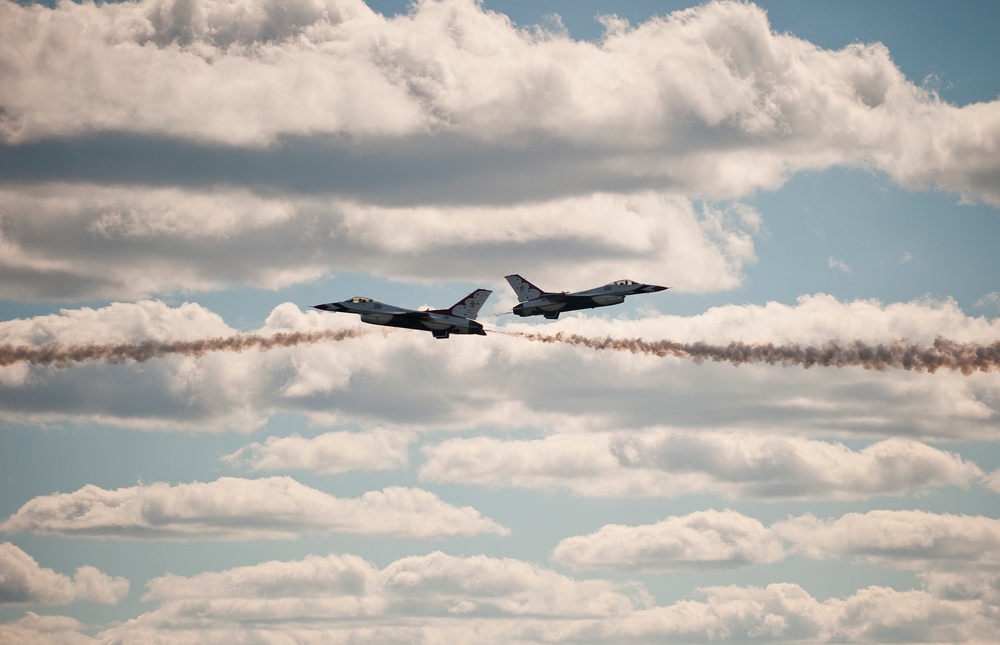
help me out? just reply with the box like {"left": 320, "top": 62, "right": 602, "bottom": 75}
{"left": 0, "top": 329, "right": 364, "bottom": 367}
{"left": 503, "top": 331, "right": 1000, "bottom": 375}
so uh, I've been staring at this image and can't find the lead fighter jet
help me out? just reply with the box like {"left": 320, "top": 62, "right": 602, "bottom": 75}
{"left": 505, "top": 275, "right": 668, "bottom": 319}
{"left": 313, "top": 289, "right": 492, "bottom": 339}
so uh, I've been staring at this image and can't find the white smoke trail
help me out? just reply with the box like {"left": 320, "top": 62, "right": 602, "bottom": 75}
{"left": 501, "top": 331, "right": 1000, "bottom": 375}
{"left": 0, "top": 329, "right": 364, "bottom": 367}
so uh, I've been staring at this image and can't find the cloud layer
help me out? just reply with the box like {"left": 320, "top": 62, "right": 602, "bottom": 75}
{"left": 2, "top": 297, "right": 998, "bottom": 439}
{"left": 552, "top": 509, "right": 1000, "bottom": 573}
{"left": 421, "top": 431, "right": 983, "bottom": 500}
{"left": 54, "top": 547, "right": 1000, "bottom": 644}
{"left": 0, "top": 543, "right": 128, "bottom": 606}
{"left": 3, "top": 0, "right": 998, "bottom": 205}
{"left": 6, "top": 510, "right": 1000, "bottom": 643}
{"left": 0, "top": 186, "right": 758, "bottom": 300}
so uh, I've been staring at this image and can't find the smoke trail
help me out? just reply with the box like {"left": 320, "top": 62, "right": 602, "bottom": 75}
{"left": 0, "top": 329, "right": 364, "bottom": 367}
{"left": 503, "top": 331, "right": 1000, "bottom": 375}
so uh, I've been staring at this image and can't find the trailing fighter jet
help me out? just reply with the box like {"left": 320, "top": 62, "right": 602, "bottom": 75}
{"left": 313, "top": 289, "right": 492, "bottom": 339}
{"left": 505, "top": 275, "right": 668, "bottom": 319}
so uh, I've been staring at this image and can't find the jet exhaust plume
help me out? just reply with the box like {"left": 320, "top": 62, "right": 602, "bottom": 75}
{"left": 502, "top": 331, "right": 1000, "bottom": 375}
{"left": 0, "top": 329, "right": 364, "bottom": 367}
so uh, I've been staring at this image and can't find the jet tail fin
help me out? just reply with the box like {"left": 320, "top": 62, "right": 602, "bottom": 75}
{"left": 434, "top": 289, "right": 492, "bottom": 319}
{"left": 504, "top": 274, "right": 548, "bottom": 302}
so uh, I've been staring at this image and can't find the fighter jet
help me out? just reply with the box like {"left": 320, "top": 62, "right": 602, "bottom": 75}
{"left": 505, "top": 275, "right": 668, "bottom": 319}
{"left": 313, "top": 289, "right": 492, "bottom": 339}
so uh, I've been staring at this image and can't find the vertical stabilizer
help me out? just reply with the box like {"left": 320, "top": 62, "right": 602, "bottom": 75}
{"left": 504, "top": 275, "right": 547, "bottom": 302}
{"left": 445, "top": 289, "right": 492, "bottom": 319}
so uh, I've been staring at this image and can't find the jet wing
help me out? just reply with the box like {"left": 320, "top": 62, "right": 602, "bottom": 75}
{"left": 389, "top": 311, "right": 437, "bottom": 322}
{"left": 535, "top": 292, "right": 572, "bottom": 303}
{"left": 391, "top": 310, "right": 465, "bottom": 326}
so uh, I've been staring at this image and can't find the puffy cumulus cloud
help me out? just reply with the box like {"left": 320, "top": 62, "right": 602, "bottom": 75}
{"left": 93, "top": 563, "right": 1000, "bottom": 644}
{"left": 609, "top": 433, "right": 982, "bottom": 499}
{"left": 773, "top": 510, "right": 1000, "bottom": 570}
{"left": 0, "top": 612, "right": 97, "bottom": 645}
{"left": 0, "top": 476, "right": 508, "bottom": 540}
{"left": 334, "top": 194, "right": 758, "bottom": 293}
{"left": 0, "top": 0, "right": 414, "bottom": 144}
{"left": 612, "top": 584, "right": 1000, "bottom": 644}
{"left": 1, "top": 0, "right": 997, "bottom": 205}
{"left": 2, "top": 297, "right": 999, "bottom": 437}
{"left": 144, "top": 554, "right": 387, "bottom": 618}
{"left": 420, "top": 433, "right": 629, "bottom": 496}
{"left": 614, "top": 584, "right": 832, "bottom": 642}
{"left": 985, "top": 469, "right": 1000, "bottom": 493}
{"left": 0, "top": 185, "right": 757, "bottom": 301}
{"left": 0, "top": 184, "right": 315, "bottom": 300}
{"left": 551, "top": 509, "right": 784, "bottom": 570}
{"left": 0, "top": 542, "right": 129, "bottom": 605}
{"left": 0, "top": 299, "right": 231, "bottom": 346}
{"left": 922, "top": 571, "right": 1000, "bottom": 605}
{"left": 833, "top": 586, "right": 998, "bottom": 644}
{"left": 0, "top": 300, "right": 278, "bottom": 431}
{"left": 421, "top": 431, "right": 982, "bottom": 500}
{"left": 381, "top": 551, "right": 651, "bottom": 617}
{"left": 223, "top": 428, "right": 413, "bottom": 473}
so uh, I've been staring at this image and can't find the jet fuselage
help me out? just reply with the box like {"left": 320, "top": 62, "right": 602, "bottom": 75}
{"left": 314, "top": 290, "right": 491, "bottom": 339}
{"left": 506, "top": 276, "right": 668, "bottom": 320}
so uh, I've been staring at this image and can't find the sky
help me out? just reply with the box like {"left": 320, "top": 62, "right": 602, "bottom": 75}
{"left": 1, "top": 0, "right": 999, "bottom": 643}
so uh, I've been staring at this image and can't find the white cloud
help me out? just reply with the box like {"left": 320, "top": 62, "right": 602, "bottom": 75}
{"left": 609, "top": 433, "right": 982, "bottom": 499}
{"left": 974, "top": 291, "right": 1000, "bottom": 312}
{"left": 984, "top": 469, "right": 1000, "bottom": 493}
{"left": 551, "top": 509, "right": 784, "bottom": 570}
{"left": 828, "top": 256, "right": 852, "bottom": 274}
{"left": 833, "top": 585, "right": 996, "bottom": 644}
{"left": 380, "top": 551, "right": 650, "bottom": 617}
{"left": 144, "top": 553, "right": 387, "bottom": 618}
{"left": 421, "top": 431, "right": 982, "bottom": 500}
{"left": 773, "top": 510, "right": 1000, "bottom": 570}
{"left": 223, "top": 428, "right": 413, "bottom": 473}
{"left": 0, "top": 477, "right": 508, "bottom": 540}
{"left": 618, "top": 584, "right": 1000, "bottom": 645}
{"left": 0, "top": 612, "right": 97, "bottom": 645}
{"left": 0, "top": 542, "right": 129, "bottom": 605}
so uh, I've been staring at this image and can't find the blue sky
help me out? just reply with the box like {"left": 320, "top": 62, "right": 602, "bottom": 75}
{"left": 1, "top": 0, "right": 1000, "bottom": 643}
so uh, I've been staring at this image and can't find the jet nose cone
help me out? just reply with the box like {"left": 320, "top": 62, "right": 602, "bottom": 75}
{"left": 313, "top": 303, "right": 342, "bottom": 311}
{"left": 646, "top": 285, "right": 669, "bottom": 292}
